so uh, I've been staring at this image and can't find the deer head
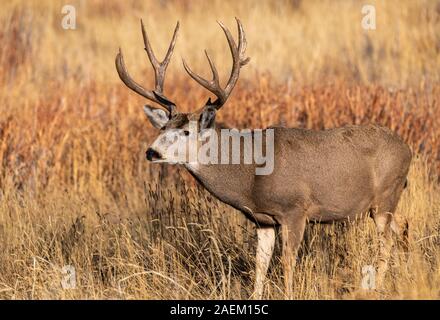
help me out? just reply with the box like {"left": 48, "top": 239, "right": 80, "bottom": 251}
{"left": 115, "top": 19, "right": 250, "bottom": 163}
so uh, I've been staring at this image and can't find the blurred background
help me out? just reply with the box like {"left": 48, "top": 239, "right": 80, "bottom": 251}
{"left": 2, "top": 0, "right": 439, "bottom": 85}
{"left": 0, "top": 0, "right": 439, "bottom": 299}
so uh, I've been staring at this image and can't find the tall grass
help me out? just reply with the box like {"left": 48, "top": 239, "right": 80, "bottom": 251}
{"left": 0, "top": 0, "right": 439, "bottom": 299}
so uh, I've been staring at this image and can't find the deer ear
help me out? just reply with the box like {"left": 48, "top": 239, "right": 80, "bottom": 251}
{"left": 199, "top": 105, "right": 217, "bottom": 130}
{"left": 143, "top": 105, "right": 169, "bottom": 129}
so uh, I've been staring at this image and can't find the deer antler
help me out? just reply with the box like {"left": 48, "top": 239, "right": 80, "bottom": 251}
{"left": 115, "top": 20, "right": 179, "bottom": 115}
{"left": 182, "top": 18, "right": 250, "bottom": 110}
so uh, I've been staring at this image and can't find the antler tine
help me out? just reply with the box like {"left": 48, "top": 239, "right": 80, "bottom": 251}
{"left": 182, "top": 18, "right": 250, "bottom": 110}
{"left": 182, "top": 50, "right": 227, "bottom": 103}
{"left": 204, "top": 50, "right": 220, "bottom": 87}
{"left": 236, "top": 18, "right": 250, "bottom": 65}
{"left": 115, "top": 20, "right": 180, "bottom": 115}
{"left": 220, "top": 18, "right": 250, "bottom": 96}
{"left": 141, "top": 20, "right": 180, "bottom": 94}
{"left": 115, "top": 48, "right": 157, "bottom": 102}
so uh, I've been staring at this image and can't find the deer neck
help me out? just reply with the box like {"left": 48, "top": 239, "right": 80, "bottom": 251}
{"left": 184, "top": 160, "right": 254, "bottom": 212}
{"left": 183, "top": 125, "right": 255, "bottom": 211}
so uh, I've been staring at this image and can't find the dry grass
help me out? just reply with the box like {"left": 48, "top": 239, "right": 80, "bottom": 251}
{"left": 0, "top": 0, "right": 439, "bottom": 299}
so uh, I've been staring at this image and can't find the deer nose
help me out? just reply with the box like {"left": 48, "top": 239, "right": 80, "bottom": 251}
{"left": 146, "top": 148, "right": 161, "bottom": 161}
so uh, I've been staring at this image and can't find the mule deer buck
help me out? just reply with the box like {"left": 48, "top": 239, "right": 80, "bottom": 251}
{"left": 115, "top": 19, "right": 412, "bottom": 299}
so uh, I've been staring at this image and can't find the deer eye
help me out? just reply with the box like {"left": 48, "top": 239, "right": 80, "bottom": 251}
{"left": 183, "top": 130, "right": 190, "bottom": 136}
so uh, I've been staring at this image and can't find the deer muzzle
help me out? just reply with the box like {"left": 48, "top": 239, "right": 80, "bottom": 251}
{"left": 146, "top": 148, "right": 162, "bottom": 161}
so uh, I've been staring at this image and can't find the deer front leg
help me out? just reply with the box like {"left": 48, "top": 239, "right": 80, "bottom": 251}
{"left": 253, "top": 227, "right": 276, "bottom": 299}
{"left": 281, "top": 213, "right": 307, "bottom": 299}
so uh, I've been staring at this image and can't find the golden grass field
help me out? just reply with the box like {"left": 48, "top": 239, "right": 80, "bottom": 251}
{"left": 0, "top": 0, "right": 439, "bottom": 299}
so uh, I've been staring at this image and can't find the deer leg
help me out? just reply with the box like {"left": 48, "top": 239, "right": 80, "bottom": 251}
{"left": 253, "top": 227, "right": 276, "bottom": 299}
{"left": 281, "top": 213, "right": 307, "bottom": 299}
{"left": 373, "top": 211, "right": 393, "bottom": 288}
{"left": 389, "top": 213, "right": 410, "bottom": 275}
{"left": 390, "top": 214, "right": 409, "bottom": 253}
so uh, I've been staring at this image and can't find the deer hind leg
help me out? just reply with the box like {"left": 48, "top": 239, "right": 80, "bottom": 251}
{"left": 281, "top": 214, "right": 307, "bottom": 299}
{"left": 390, "top": 214, "right": 409, "bottom": 253}
{"left": 253, "top": 227, "right": 276, "bottom": 299}
{"left": 389, "top": 213, "right": 410, "bottom": 276}
{"left": 372, "top": 179, "right": 409, "bottom": 288}
{"left": 372, "top": 209, "right": 394, "bottom": 288}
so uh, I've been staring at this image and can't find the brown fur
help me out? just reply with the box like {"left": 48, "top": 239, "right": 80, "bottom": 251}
{"left": 182, "top": 123, "right": 411, "bottom": 298}
{"left": 186, "top": 124, "right": 411, "bottom": 227}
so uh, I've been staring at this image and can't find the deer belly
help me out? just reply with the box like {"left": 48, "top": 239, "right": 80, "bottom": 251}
{"left": 308, "top": 197, "right": 373, "bottom": 223}
{"left": 241, "top": 209, "right": 278, "bottom": 226}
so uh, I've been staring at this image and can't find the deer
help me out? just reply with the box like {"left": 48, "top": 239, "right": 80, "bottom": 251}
{"left": 115, "top": 19, "right": 412, "bottom": 299}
